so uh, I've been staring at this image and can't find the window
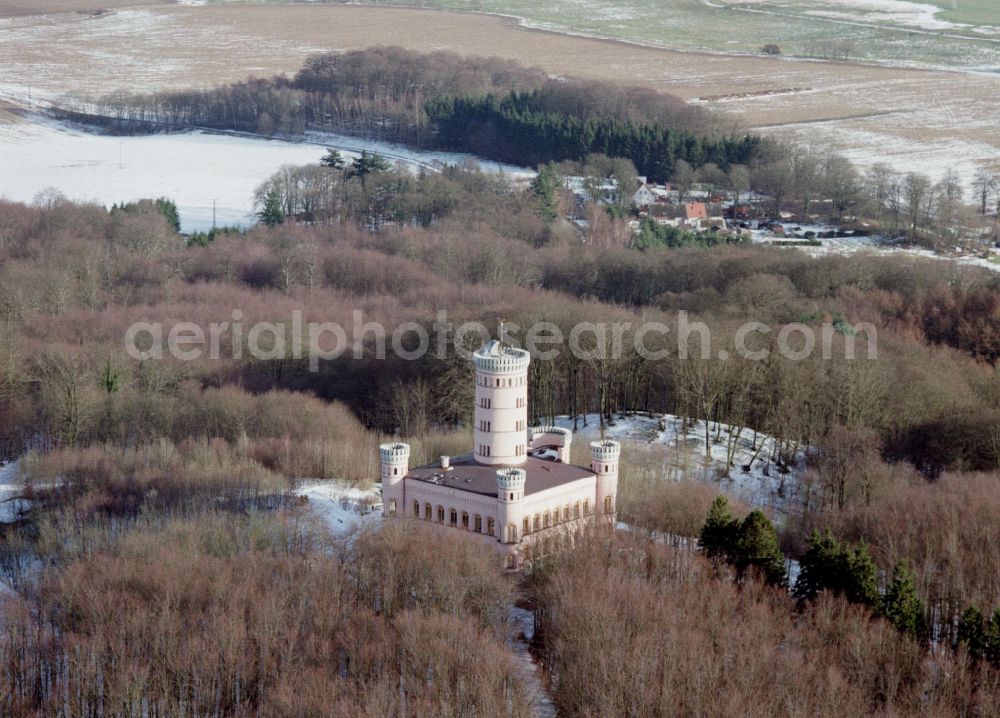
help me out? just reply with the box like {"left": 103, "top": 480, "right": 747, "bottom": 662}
{"left": 450, "top": 509, "right": 458, "bottom": 526}
{"left": 574, "top": 501, "right": 581, "bottom": 519}
{"left": 604, "top": 495, "right": 613, "bottom": 514}
{"left": 388, "top": 499, "right": 396, "bottom": 517}
{"left": 543, "top": 511, "right": 550, "bottom": 528}
{"left": 461, "top": 511, "right": 469, "bottom": 529}
{"left": 474, "top": 514, "right": 482, "bottom": 533}
{"left": 583, "top": 499, "right": 590, "bottom": 515}
{"left": 523, "top": 517, "right": 530, "bottom": 536}
{"left": 533, "top": 514, "right": 540, "bottom": 532}
{"left": 487, "top": 517, "right": 495, "bottom": 536}
{"left": 437, "top": 505, "right": 445, "bottom": 522}
{"left": 412, "top": 500, "right": 419, "bottom": 517}
{"left": 505, "top": 524, "right": 517, "bottom": 543}
{"left": 505, "top": 554, "right": 517, "bottom": 570}
{"left": 564, "top": 504, "right": 571, "bottom": 522}
{"left": 553, "top": 506, "right": 560, "bottom": 523}
{"left": 425, "top": 503, "right": 432, "bottom": 520}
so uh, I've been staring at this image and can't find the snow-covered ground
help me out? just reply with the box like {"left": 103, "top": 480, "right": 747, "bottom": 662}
{"left": 0, "top": 115, "right": 533, "bottom": 233}
{"left": 554, "top": 413, "right": 806, "bottom": 520}
{"left": 750, "top": 222, "right": 1000, "bottom": 273}
{"left": 0, "top": 460, "right": 26, "bottom": 525}
{"left": 294, "top": 479, "right": 382, "bottom": 536}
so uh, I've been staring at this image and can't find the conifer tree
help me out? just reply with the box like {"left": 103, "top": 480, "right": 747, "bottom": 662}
{"left": 320, "top": 148, "right": 346, "bottom": 170}
{"left": 882, "top": 561, "right": 926, "bottom": 641}
{"left": 699, "top": 495, "right": 737, "bottom": 560}
{"left": 986, "top": 609, "right": 1000, "bottom": 666}
{"left": 530, "top": 163, "right": 562, "bottom": 223}
{"left": 794, "top": 529, "right": 841, "bottom": 602}
{"left": 843, "top": 541, "right": 879, "bottom": 608}
{"left": 957, "top": 605, "right": 986, "bottom": 661}
{"left": 258, "top": 189, "right": 285, "bottom": 227}
{"left": 734, "top": 510, "right": 786, "bottom": 587}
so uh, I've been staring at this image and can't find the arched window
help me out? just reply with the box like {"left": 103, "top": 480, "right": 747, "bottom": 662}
{"left": 533, "top": 514, "right": 540, "bottom": 532}
{"left": 523, "top": 516, "right": 530, "bottom": 536}
{"left": 437, "top": 505, "right": 444, "bottom": 522}
{"left": 543, "top": 510, "right": 550, "bottom": 528}
{"left": 388, "top": 499, "right": 396, "bottom": 517}
{"left": 412, "top": 500, "right": 420, "bottom": 517}
{"left": 583, "top": 499, "right": 590, "bottom": 515}
{"left": 474, "top": 514, "right": 483, "bottom": 533}
{"left": 450, "top": 509, "right": 458, "bottom": 526}
{"left": 553, "top": 506, "right": 560, "bottom": 523}
{"left": 574, "top": 501, "right": 581, "bottom": 519}
{"left": 487, "top": 517, "right": 495, "bottom": 536}
{"left": 604, "top": 495, "right": 613, "bottom": 514}
{"left": 461, "top": 511, "right": 469, "bottom": 529}
{"left": 505, "top": 554, "right": 517, "bottom": 570}
{"left": 564, "top": 504, "right": 571, "bottom": 522}
{"left": 424, "top": 503, "right": 432, "bottom": 520}
{"left": 505, "top": 524, "right": 518, "bottom": 543}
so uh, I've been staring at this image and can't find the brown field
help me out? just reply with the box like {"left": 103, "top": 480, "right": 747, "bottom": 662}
{"left": 0, "top": 3, "right": 997, "bottom": 177}
{"left": 0, "top": 0, "right": 164, "bottom": 17}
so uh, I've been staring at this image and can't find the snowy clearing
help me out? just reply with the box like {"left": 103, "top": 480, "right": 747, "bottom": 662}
{"left": 555, "top": 413, "right": 807, "bottom": 521}
{"left": 294, "top": 479, "right": 382, "bottom": 537}
{"left": 0, "top": 115, "right": 533, "bottom": 233}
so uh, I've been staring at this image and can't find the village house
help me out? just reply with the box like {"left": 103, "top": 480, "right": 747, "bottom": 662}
{"left": 645, "top": 201, "right": 728, "bottom": 231}
{"left": 379, "top": 337, "right": 620, "bottom": 571}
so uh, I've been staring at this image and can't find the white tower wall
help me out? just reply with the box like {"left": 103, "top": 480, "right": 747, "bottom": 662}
{"left": 380, "top": 442, "right": 410, "bottom": 518}
{"left": 473, "top": 341, "right": 530, "bottom": 466}
{"left": 590, "top": 440, "right": 620, "bottom": 521}
{"left": 496, "top": 467, "right": 527, "bottom": 568}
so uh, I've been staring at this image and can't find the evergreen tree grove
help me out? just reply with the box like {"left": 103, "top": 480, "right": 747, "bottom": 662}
{"left": 698, "top": 498, "right": 785, "bottom": 587}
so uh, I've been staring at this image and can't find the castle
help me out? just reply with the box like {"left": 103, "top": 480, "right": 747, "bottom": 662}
{"left": 379, "top": 337, "right": 620, "bottom": 570}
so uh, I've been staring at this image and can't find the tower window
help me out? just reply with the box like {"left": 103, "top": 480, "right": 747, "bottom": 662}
{"left": 388, "top": 499, "right": 396, "bottom": 517}
{"left": 604, "top": 496, "right": 613, "bottom": 514}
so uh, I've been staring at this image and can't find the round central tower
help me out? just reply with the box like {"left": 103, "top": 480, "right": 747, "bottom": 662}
{"left": 472, "top": 340, "right": 530, "bottom": 465}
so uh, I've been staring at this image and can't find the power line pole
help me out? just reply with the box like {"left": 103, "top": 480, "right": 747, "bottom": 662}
{"left": 212, "top": 199, "right": 217, "bottom": 229}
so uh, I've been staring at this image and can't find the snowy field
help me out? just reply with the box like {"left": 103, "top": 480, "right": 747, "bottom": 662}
{"left": 0, "top": 116, "right": 533, "bottom": 233}
{"left": 555, "top": 412, "right": 807, "bottom": 520}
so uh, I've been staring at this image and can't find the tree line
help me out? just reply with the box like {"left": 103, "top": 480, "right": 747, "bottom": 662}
{"left": 57, "top": 46, "right": 755, "bottom": 182}
{"left": 424, "top": 91, "right": 761, "bottom": 181}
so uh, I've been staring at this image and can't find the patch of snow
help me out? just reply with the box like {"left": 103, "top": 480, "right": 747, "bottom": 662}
{"left": 294, "top": 479, "right": 381, "bottom": 536}
{"left": 0, "top": 116, "right": 534, "bottom": 234}
{"left": 0, "top": 460, "right": 27, "bottom": 524}
{"left": 553, "top": 413, "right": 806, "bottom": 521}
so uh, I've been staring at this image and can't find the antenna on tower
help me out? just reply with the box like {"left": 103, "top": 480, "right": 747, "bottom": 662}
{"left": 497, "top": 317, "right": 506, "bottom": 346}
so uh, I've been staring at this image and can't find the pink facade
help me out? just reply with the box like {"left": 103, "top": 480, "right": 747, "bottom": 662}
{"left": 380, "top": 339, "right": 620, "bottom": 570}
